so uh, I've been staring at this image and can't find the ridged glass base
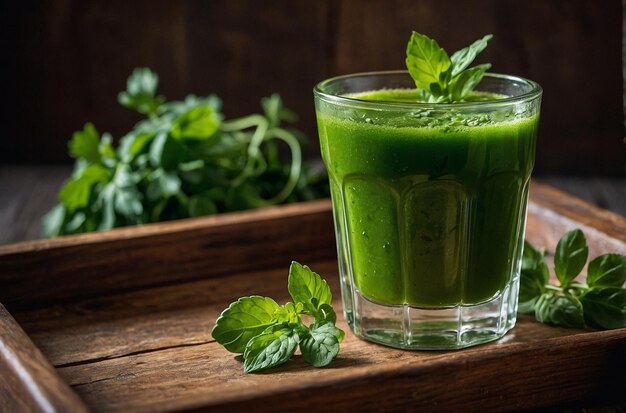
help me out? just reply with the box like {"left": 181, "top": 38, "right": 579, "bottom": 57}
{"left": 343, "top": 281, "right": 518, "bottom": 350}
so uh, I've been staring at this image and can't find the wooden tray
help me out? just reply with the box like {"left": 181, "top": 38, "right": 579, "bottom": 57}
{"left": 1, "top": 182, "right": 625, "bottom": 413}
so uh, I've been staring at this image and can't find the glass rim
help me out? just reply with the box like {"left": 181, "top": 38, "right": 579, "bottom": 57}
{"left": 313, "top": 70, "right": 542, "bottom": 110}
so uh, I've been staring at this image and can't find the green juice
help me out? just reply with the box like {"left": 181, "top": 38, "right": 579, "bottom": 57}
{"left": 317, "top": 89, "right": 539, "bottom": 307}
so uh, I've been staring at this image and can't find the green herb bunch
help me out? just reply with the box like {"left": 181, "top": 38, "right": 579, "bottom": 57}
{"left": 43, "top": 68, "right": 328, "bottom": 236}
{"left": 520, "top": 229, "right": 626, "bottom": 329}
{"left": 406, "top": 31, "right": 492, "bottom": 103}
{"left": 212, "top": 262, "right": 344, "bottom": 373}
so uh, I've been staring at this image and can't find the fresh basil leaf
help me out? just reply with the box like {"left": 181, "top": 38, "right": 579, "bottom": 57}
{"left": 405, "top": 31, "right": 451, "bottom": 93}
{"left": 450, "top": 34, "right": 493, "bottom": 77}
{"left": 518, "top": 268, "right": 546, "bottom": 314}
{"left": 59, "top": 164, "right": 111, "bottom": 212}
{"left": 522, "top": 241, "right": 549, "bottom": 282}
{"left": 587, "top": 254, "right": 626, "bottom": 288}
{"left": 554, "top": 229, "right": 588, "bottom": 285}
{"left": 534, "top": 292, "right": 585, "bottom": 328}
{"left": 211, "top": 296, "right": 281, "bottom": 353}
{"left": 170, "top": 106, "right": 220, "bottom": 140}
{"left": 300, "top": 322, "right": 341, "bottom": 367}
{"left": 243, "top": 328, "right": 298, "bottom": 373}
{"left": 118, "top": 67, "right": 165, "bottom": 116}
{"left": 580, "top": 287, "right": 626, "bottom": 329}
{"left": 449, "top": 63, "right": 491, "bottom": 101}
{"left": 287, "top": 261, "right": 332, "bottom": 315}
{"left": 69, "top": 123, "right": 101, "bottom": 164}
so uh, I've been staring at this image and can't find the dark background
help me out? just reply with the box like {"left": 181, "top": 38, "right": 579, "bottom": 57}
{"left": 1, "top": 0, "right": 625, "bottom": 175}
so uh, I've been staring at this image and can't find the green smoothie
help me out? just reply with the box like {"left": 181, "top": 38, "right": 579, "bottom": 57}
{"left": 317, "top": 89, "right": 539, "bottom": 307}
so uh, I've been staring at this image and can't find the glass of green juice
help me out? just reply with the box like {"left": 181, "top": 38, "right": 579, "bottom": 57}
{"left": 314, "top": 71, "right": 542, "bottom": 349}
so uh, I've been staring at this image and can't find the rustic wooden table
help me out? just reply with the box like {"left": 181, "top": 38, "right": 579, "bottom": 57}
{"left": 0, "top": 165, "right": 624, "bottom": 245}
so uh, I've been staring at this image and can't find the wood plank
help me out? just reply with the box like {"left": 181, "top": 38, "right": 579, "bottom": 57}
{"left": 13, "top": 261, "right": 336, "bottom": 367}
{"left": 0, "top": 199, "right": 336, "bottom": 311}
{"left": 0, "top": 303, "right": 89, "bottom": 413}
{"left": 11, "top": 261, "right": 624, "bottom": 413}
{"left": 54, "top": 329, "right": 626, "bottom": 413}
{"left": 526, "top": 182, "right": 626, "bottom": 257}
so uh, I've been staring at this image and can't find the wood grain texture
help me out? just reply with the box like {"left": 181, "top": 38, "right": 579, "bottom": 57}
{"left": 12, "top": 261, "right": 626, "bottom": 413}
{"left": 0, "top": 199, "right": 336, "bottom": 311}
{"left": 1, "top": 182, "right": 625, "bottom": 412}
{"left": 0, "top": 304, "right": 89, "bottom": 413}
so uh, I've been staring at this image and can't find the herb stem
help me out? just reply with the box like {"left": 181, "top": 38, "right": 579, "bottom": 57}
{"left": 220, "top": 114, "right": 266, "bottom": 132}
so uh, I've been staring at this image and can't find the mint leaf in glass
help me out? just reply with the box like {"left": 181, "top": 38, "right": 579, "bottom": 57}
{"left": 405, "top": 31, "right": 492, "bottom": 103}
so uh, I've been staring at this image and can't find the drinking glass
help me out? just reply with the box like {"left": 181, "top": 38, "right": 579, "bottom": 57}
{"left": 314, "top": 71, "right": 542, "bottom": 349}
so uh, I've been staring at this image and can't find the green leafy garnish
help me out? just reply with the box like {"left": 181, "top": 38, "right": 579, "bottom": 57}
{"left": 212, "top": 262, "right": 344, "bottom": 373}
{"left": 405, "top": 31, "right": 492, "bottom": 103}
{"left": 43, "top": 68, "right": 328, "bottom": 237}
{"left": 520, "top": 229, "right": 626, "bottom": 329}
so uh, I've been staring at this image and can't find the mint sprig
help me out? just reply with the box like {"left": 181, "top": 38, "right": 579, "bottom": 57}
{"left": 405, "top": 31, "right": 492, "bottom": 103}
{"left": 212, "top": 262, "right": 344, "bottom": 373}
{"left": 520, "top": 229, "right": 626, "bottom": 329}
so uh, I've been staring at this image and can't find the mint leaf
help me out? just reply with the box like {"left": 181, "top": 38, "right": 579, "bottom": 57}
{"left": 69, "top": 123, "right": 101, "bottom": 164}
{"left": 118, "top": 67, "right": 165, "bottom": 116}
{"left": 450, "top": 34, "right": 493, "bottom": 77}
{"left": 554, "top": 229, "right": 588, "bottom": 285}
{"left": 405, "top": 31, "right": 451, "bottom": 96}
{"left": 211, "top": 296, "right": 281, "bottom": 353}
{"left": 405, "top": 32, "right": 493, "bottom": 103}
{"left": 288, "top": 261, "right": 332, "bottom": 315}
{"left": 535, "top": 292, "right": 585, "bottom": 328}
{"left": 300, "top": 323, "right": 340, "bottom": 368}
{"left": 580, "top": 287, "right": 626, "bottom": 329}
{"left": 587, "top": 254, "right": 626, "bottom": 288}
{"left": 315, "top": 303, "right": 337, "bottom": 325}
{"left": 243, "top": 328, "right": 298, "bottom": 373}
{"left": 449, "top": 63, "right": 491, "bottom": 102}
